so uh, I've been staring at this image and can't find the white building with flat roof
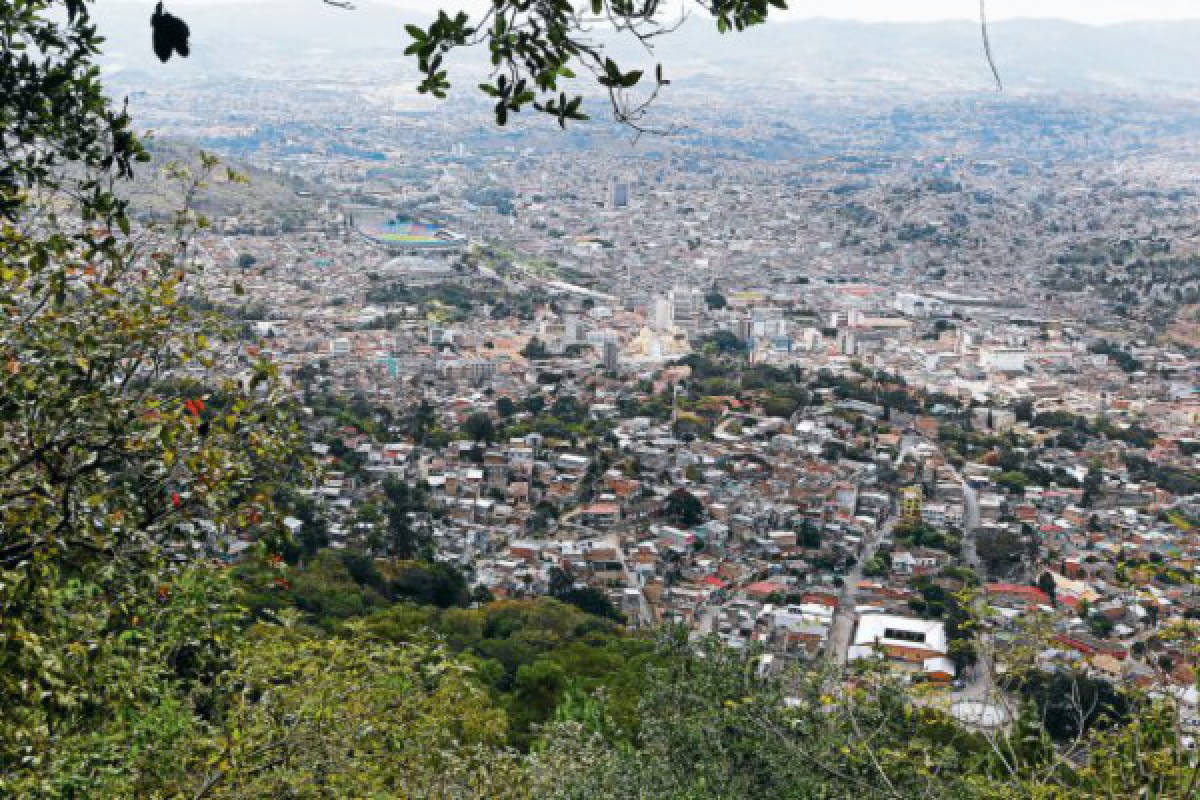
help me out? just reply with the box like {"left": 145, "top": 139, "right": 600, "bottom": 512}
{"left": 849, "top": 613, "right": 949, "bottom": 672}
{"left": 980, "top": 347, "right": 1027, "bottom": 373}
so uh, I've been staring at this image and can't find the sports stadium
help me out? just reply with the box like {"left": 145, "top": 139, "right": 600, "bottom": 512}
{"left": 355, "top": 214, "right": 467, "bottom": 254}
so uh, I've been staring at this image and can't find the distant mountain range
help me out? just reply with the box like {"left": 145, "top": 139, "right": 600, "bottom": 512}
{"left": 656, "top": 17, "right": 1200, "bottom": 95}
{"left": 95, "top": 3, "right": 1200, "bottom": 96}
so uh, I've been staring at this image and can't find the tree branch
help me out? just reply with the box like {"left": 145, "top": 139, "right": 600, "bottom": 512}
{"left": 980, "top": 0, "right": 1002, "bottom": 91}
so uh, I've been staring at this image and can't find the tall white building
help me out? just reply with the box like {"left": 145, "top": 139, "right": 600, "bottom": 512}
{"left": 651, "top": 296, "right": 674, "bottom": 331}
{"left": 749, "top": 310, "right": 787, "bottom": 339}
{"left": 670, "top": 287, "right": 705, "bottom": 333}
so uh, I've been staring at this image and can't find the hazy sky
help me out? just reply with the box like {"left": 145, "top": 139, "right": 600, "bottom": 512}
{"left": 785, "top": 1, "right": 1200, "bottom": 23}
{"left": 139, "top": 0, "right": 1200, "bottom": 25}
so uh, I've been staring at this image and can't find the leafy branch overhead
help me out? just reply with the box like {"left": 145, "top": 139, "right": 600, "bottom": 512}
{"left": 139, "top": 0, "right": 1001, "bottom": 131}
{"left": 399, "top": 0, "right": 1004, "bottom": 128}
{"left": 150, "top": 2, "right": 190, "bottom": 62}
{"left": 403, "top": 0, "right": 787, "bottom": 131}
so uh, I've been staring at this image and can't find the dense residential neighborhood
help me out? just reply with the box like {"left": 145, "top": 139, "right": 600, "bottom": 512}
{"left": 113, "top": 69, "right": 1200, "bottom": 735}
{"left": 170, "top": 157, "right": 1200, "bottom": 730}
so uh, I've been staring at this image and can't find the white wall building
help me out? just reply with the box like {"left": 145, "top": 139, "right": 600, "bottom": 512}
{"left": 979, "top": 347, "right": 1027, "bottom": 372}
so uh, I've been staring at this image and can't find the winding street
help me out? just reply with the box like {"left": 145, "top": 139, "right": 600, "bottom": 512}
{"left": 827, "top": 515, "right": 895, "bottom": 666}
{"left": 827, "top": 477, "right": 981, "bottom": 670}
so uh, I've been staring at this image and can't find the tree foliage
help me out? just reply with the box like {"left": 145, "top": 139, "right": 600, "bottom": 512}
{"left": 976, "top": 528, "right": 1025, "bottom": 574}
{"left": 1, "top": 5, "right": 305, "bottom": 784}
{"left": 193, "top": 620, "right": 526, "bottom": 799}
{"left": 1, "top": 157, "right": 307, "bottom": 778}
{"left": 664, "top": 487, "right": 704, "bottom": 527}
{"left": 10, "top": 576, "right": 531, "bottom": 798}
{"left": 402, "top": 0, "right": 789, "bottom": 130}
{"left": 463, "top": 410, "right": 498, "bottom": 443}
{"left": 0, "top": 0, "right": 146, "bottom": 221}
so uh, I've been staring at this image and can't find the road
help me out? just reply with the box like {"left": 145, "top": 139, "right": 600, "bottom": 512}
{"left": 824, "top": 473, "right": 1001, "bottom": 703}
{"left": 713, "top": 411, "right": 766, "bottom": 442}
{"left": 563, "top": 522, "right": 653, "bottom": 628}
{"left": 952, "top": 477, "right": 1000, "bottom": 705}
{"left": 827, "top": 515, "right": 893, "bottom": 666}
{"left": 960, "top": 478, "right": 982, "bottom": 572}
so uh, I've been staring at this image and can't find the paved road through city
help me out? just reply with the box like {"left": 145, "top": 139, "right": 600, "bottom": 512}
{"left": 960, "top": 477, "right": 982, "bottom": 572}
{"left": 827, "top": 515, "right": 894, "bottom": 666}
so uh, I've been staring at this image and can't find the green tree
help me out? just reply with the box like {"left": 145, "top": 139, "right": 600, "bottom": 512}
{"left": 762, "top": 393, "right": 799, "bottom": 418}
{"left": 696, "top": 329, "right": 746, "bottom": 354}
{"left": 1087, "top": 614, "right": 1115, "bottom": 638}
{"left": 389, "top": 560, "right": 471, "bottom": 608}
{"left": 0, "top": 151, "right": 305, "bottom": 786}
{"left": 463, "top": 410, "right": 497, "bottom": 443}
{"left": 559, "top": 588, "right": 625, "bottom": 622}
{"left": 188, "top": 620, "right": 527, "bottom": 799}
{"left": 283, "top": 549, "right": 387, "bottom": 624}
{"left": 381, "top": 478, "right": 432, "bottom": 561}
{"left": 1037, "top": 571, "right": 1057, "bottom": 602}
{"left": 548, "top": 565, "right": 575, "bottom": 597}
{"left": 409, "top": 399, "right": 440, "bottom": 446}
{"left": 513, "top": 658, "right": 567, "bottom": 730}
{"left": 3, "top": 567, "right": 247, "bottom": 797}
{"left": 522, "top": 336, "right": 549, "bottom": 359}
{"left": 976, "top": 528, "right": 1025, "bottom": 574}
{"left": 664, "top": 488, "right": 704, "bottom": 527}
{"left": 0, "top": 0, "right": 146, "bottom": 221}
{"left": 547, "top": 566, "right": 625, "bottom": 622}
{"left": 799, "top": 519, "right": 822, "bottom": 549}
{"left": 400, "top": 0, "right": 786, "bottom": 129}
{"left": 552, "top": 393, "right": 586, "bottom": 423}
{"left": 996, "top": 470, "right": 1032, "bottom": 494}
{"left": 1081, "top": 465, "right": 1103, "bottom": 508}
{"left": 535, "top": 632, "right": 983, "bottom": 798}
{"left": 281, "top": 490, "right": 329, "bottom": 558}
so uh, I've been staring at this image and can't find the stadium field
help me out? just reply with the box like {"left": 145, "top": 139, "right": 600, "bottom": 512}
{"left": 364, "top": 218, "right": 457, "bottom": 246}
